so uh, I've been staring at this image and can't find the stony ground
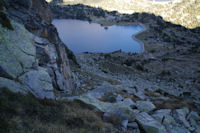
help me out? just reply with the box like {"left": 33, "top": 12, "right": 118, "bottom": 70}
{"left": 1, "top": 0, "right": 199, "bottom": 132}
{"left": 46, "top": 2, "right": 200, "bottom": 132}
{"left": 68, "top": 46, "right": 200, "bottom": 132}
{"left": 69, "top": 46, "right": 200, "bottom": 132}
{"left": 67, "top": 20, "right": 200, "bottom": 131}
{"left": 61, "top": 13, "right": 200, "bottom": 132}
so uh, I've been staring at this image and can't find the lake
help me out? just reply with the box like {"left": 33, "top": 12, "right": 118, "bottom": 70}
{"left": 52, "top": 19, "right": 145, "bottom": 53}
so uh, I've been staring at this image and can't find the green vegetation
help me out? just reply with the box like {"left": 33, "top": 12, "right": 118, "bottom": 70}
{"left": 145, "top": 89, "right": 198, "bottom": 111}
{"left": 0, "top": 88, "right": 117, "bottom": 133}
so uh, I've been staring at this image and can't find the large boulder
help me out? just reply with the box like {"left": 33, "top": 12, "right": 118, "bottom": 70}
{"left": 136, "top": 112, "right": 167, "bottom": 133}
{"left": 136, "top": 100, "right": 156, "bottom": 112}
{"left": 173, "top": 108, "right": 191, "bottom": 129}
{"left": 0, "top": 77, "right": 28, "bottom": 94}
{"left": 76, "top": 94, "right": 136, "bottom": 120}
{"left": 0, "top": 21, "right": 35, "bottom": 79}
{"left": 151, "top": 109, "right": 173, "bottom": 124}
{"left": 19, "top": 68, "right": 54, "bottom": 99}
{"left": 0, "top": 20, "right": 55, "bottom": 98}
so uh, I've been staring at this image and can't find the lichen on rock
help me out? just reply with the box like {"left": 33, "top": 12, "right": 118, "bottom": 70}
{"left": 0, "top": 21, "right": 55, "bottom": 99}
{"left": 0, "top": 21, "right": 36, "bottom": 79}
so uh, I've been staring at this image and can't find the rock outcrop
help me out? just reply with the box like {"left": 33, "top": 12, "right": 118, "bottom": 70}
{"left": 0, "top": 0, "right": 75, "bottom": 98}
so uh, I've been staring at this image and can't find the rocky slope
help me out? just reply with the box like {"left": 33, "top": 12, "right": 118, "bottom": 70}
{"left": 70, "top": 48, "right": 200, "bottom": 132}
{"left": 0, "top": 0, "right": 76, "bottom": 98}
{"left": 49, "top": 3, "right": 200, "bottom": 133}
{"left": 1, "top": 0, "right": 200, "bottom": 133}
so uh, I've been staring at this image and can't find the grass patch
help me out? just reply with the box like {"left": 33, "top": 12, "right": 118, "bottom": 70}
{"left": 0, "top": 88, "right": 117, "bottom": 133}
{"left": 144, "top": 90, "right": 162, "bottom": 97}
{"left": 153, "top": 97, "right": 196, "bottom": 111}
{"left": 149, "top": 89, "right": 199, "bottom": 112}
{"left": 98, "top": 92, "right": 117, "bottom": 103}
{"left": 114, "top": 90, "right": 141, "bottom": 102}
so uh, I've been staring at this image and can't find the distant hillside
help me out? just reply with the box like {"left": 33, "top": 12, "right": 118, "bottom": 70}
{"left": 49, "top": 0, "right": 200, "bottom": 29}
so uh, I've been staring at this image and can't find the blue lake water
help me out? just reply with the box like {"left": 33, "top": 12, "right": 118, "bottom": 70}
{"left": 52, "top": 19, "right": 144, "bottom": 53}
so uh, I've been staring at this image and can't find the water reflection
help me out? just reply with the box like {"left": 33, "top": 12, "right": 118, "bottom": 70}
{"left": 53, "top": 19, "right": 144, "bottom": 53}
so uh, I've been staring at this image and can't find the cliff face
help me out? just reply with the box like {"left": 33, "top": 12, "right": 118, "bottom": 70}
{"left": 0, "top": 0, "right": 75, "bottom": 98}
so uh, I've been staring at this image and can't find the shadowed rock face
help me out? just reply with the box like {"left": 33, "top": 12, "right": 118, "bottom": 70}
{"left": 31, "top": 0, "right": 53, "bottom": 24}
{"left": 6, "top": 0, "right": 52, "bottom": 22}
{"left": 0, "top": 0, "right": 75, "bottom": 98}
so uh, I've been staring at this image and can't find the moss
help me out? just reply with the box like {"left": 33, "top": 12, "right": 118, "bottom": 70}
{"left": 0, "top": 87, "right": 117, "bottom": 133}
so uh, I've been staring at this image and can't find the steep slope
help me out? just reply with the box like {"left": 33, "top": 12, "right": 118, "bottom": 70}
{"left": 48, "top": 3, "right": 200, "bottom": 132}
{"left": 0, "top": 0, "right": 76, "bottom": 98}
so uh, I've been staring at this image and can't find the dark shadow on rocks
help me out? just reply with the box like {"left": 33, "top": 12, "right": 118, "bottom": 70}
{"left": 0, "top": 0, "right": 13, "bottom": 30}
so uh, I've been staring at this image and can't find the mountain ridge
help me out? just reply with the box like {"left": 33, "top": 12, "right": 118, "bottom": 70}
{"left": 49, "top": 0, "right": 200, "bottom": 29}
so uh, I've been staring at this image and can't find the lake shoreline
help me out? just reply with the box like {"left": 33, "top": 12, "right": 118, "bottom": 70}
{"left": 53, "top": 19, "right": 145, "bottom": 53}
{"left": 50, "top": 3, "right": 200, "bottom": 133}
{"left": 131, "top": 23, "right": 147, "bottom": 53}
